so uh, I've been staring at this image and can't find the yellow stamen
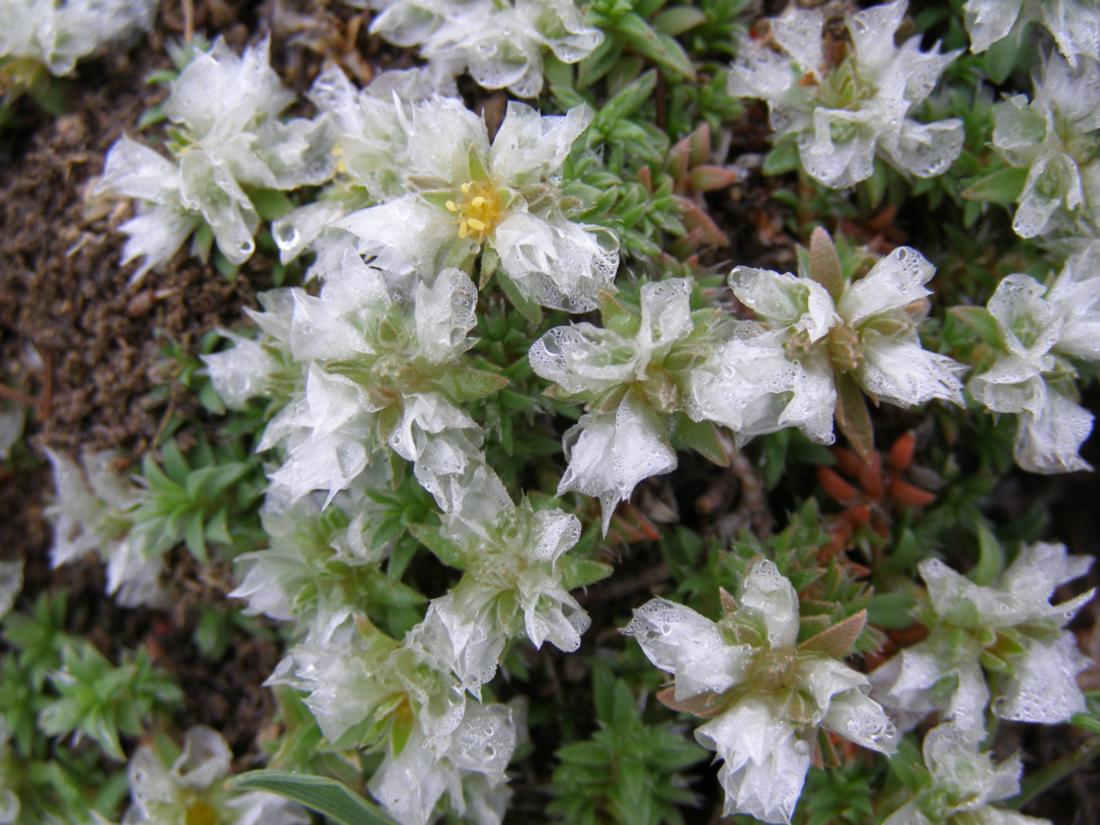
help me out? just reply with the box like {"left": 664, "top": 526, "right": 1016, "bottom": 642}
{"left": 446, "top": 179, "right": 504, "bottom": 244}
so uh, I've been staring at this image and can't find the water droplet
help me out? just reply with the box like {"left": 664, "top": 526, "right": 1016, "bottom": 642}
{"left": 274, "top": 222, "right": 300, "bottom": 250}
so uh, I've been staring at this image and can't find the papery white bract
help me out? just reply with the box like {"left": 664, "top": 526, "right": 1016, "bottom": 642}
{"left": 692, "top": 246, "right": 965, "bottom": 447}
{"left": 0, "top": 0, "right": 155, "bottom": 78}
{"left": 340, "top": 98, "right": 618, "bottom": 312}
{"left": 123, "top": 725, "right": 308, "bottom": 825}
{"left": 871, "top": 543, "right": 1094, "bottom": 735}
{"left": 367, "top": 0, "right": 602, "bottom": 98}
{"left": 530, "top": 279, "right": 707, "bottom": 532}
{"left": 43, "top": 449, "right": 167, "bottom": 609}
{"left": 992, "top": 53, "right": 1100, "bottom": 240}
{"left": 270, "top": 64, "right": 460, "bottom": 264}
{"left": 97, "top": 37, "right": 335, "bottom": 281}
{"left": 407, "top": 500, "right": 590, "bottom": 693}
{"left": 266, "top": 606, "right": 516, "bottom": 825}
{"left": 369, "top": 700, "right": 515, "bottom": 825}
{"left": 624, "top": 561, "right": 896, "bottom": 824}
{"left": 223, "top": 260, "right": 489, "bottom": 510}
{"left": 883, "top": 723, "right": 1051, "bottom": 825}
{"left": 964, "top": 0, "right": 1100, "bottom": 68}
{"left": 729, "top": 0, "right": 963, "bottom": 188}
{"left": 967, "top": 265, "right": 1100, "bottom": 473}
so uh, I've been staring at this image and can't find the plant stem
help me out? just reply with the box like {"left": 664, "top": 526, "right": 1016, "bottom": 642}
{"left": 1008, "top": 735, "right": 1100, "bottom": 809}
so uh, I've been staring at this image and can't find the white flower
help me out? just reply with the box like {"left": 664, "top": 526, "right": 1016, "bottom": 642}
{"left": 624, "top": 561, "right": 897, "bottom": 824}
{"left": 271, "top": 64, "right": 459, "bottom": 264}
{"left": 43, "top": 449, "right": 167, "bottom": 609}
{"left": 242, "top": 261, "right": 491, "bottom": 511}
{"left": 992, "top": 53, "right": 1100, "bottom": 239}
{"left": 369, "top": 699, "right": 515, "bottom": 825}
{"left": 340, "top": 98, "right": 618, "bottom": 312}
{"left": 123, "top": 726, "right": 308, "bottom": 825}
{"left": 967, "top": 267, "right": 1100, "bottom": 473}
{"left": 97, "top": 37, "right": 335, "bottom": 281}
{"left": 530, "top": 279, "right": 706, "bottom": 531}
{"left": 692, "top": 246, "right": 965, "bottom": 447}
{"left": 407, "top": 502, "right": 590, "bottom": 693}
{"left": 367, "top": 0, "right": 602, "bottom": 98}
{"left": 230, "top": 472, "right": 395, "bottom": 625}
{"left": 871, "top": 543, "right": 1094, "bottom": 735}
{"left": 883, "top": 723, "right": 1051, "bottom": 825}
{"left": 0, "top": 0, "right": 155, "bottom": 78}
{"left": 964, "top": 0, "right": 1100, "bottom": 68}
{"left": 0, "top": 559, "right": 21, "bottom": 621}
{"left": 729, "top": 0, "right": 963, "bottom": 188}
{"left": 201, "top": 329, "right": 282, "bottom": 409}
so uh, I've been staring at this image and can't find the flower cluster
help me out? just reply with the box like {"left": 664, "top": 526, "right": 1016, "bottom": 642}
{"left": 530, "top": 278, "right": 722, "bottom": 531}
{"left": 335, "top": 94, "right": 617, "bottom": 313}
{"left": 0, "top": 0, "right": 155, "bottom": 80}
{"left": 966, "top": 254, "right": 1100, "bottom": 473}
{"left": 123, "top": 726, "right": 308, "bottom": 825}
{"left": 883, "top": 722, "right": 1051, "bottom": 825}
{"left": 991, "top": 52, "right": 1100, "bottom": 242}
{"left": 870, "top": 543, "right": 1094, "bottom": 735}
{"left": 964, "top": 0, "right": 1100, "bottom": 68}
{"left": 691, "top": 235, "right": 966, "bottom": 454}
{"left": 42, "top": 449, "right": 167, "bottom": 609}
{"left": 729, "top": 0, "right": 963, "bottom": 188}
{"left": 624, "top": 561, "right": 897, "bottom": 823}
{"left": 97, "top": 37, "right": 334, "bottom": 281}
{"left": 265, "top": 608, "right": 519, "bottom": 825}
{"left": 359, "top": 0, "right": 602, "bottom": 98}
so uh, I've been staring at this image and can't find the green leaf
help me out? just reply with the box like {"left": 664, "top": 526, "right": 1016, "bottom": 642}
{"left": 962, "top": 165, "right": 1027, "bottom": 205}
{"left": 615, "top": 12, "right": 696, "bottom": 80}
{"left": 972, "top": 524, "right": 1004, "bottom": 587}
{"left": 229, "top": 771, "right": 398, "bottom": 825}
{"left": 863, "top": 159, "right": 888, "bottom": 210}
{"left": 560, "top": 557, "right": 613, "bottom": 590}
{"left": 577, "top": 37, "right": 621, "bottom": 89}
{"left": 866, "top": 591, "right": 915, "bottom": 630}
{"left": 653, "top": 6, "right": 707, "bottom": 36}
{"left": 183, "top": 510, "right": 208, "bottom": 562}
{"left": 496, "top": 271, "right": 543, "bottom": 326}
{"left": 949, "top": 305, "right": 1006, "bottom": 351}
{"left": 407, "top": 523, "right": 466, "bottom": 570}
{"left": 436, "top": 366, "right": 509, "bottom": 403}
{"left": 762, "top": 139, "right": 800, "bottom": 176}
{"left": 983, "top": 34, "right": 1020, "bottom": 84}
{"left": 833, "top": 374, "right": 874, "bottom": 461}
{"left": 160, "top": 440, "right": 189, "bottom": 484}
{"left": 669, "top": 415, "right": 729, "bottom": 467}
{"left": 249, "top": 188, "right": 295, "bottom": 222}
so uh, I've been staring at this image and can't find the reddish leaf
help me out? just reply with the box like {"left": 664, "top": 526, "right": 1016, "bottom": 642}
{"left": 887, "top": 430, "right": 916, "bottom": 471}
{"left": 799, "top": 610, "right": 867, "bottom": 658}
